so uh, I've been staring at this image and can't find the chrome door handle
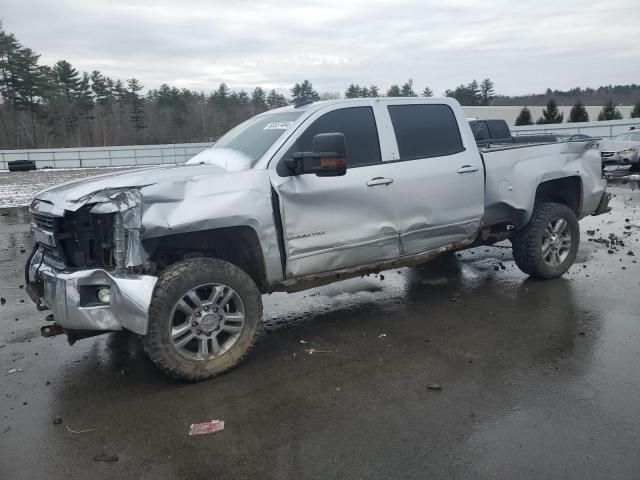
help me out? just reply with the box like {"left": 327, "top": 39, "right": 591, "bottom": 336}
{"left": 457, "top": 165, "right": 479, "bottom": 173}
{"left": 367, "top": 177, "right": 394, "bottom": 187}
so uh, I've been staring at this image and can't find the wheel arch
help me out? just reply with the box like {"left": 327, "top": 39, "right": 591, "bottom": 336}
{"left": 517, "top": 176, "right": 583, "bottom": 227}
{"left": 144, "top": 226, "right": 268, "bottom": 292}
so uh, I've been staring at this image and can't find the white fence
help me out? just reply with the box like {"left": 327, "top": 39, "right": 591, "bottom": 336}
{"left": 511, "top": 118, "right": 640, "bottom": 139}
{"left": 0, "top": 142, "right": 213, "bottom": 171}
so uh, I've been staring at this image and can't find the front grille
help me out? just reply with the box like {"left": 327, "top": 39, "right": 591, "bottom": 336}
{"left": 32, "top": 212, "right": 55, "bottom": 232}
{"left": 601, "top": 152, "right": 615, "bottom": 158}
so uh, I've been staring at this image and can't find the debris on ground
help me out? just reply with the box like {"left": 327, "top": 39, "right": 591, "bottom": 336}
{"left": 65, "top": 425, "right": 99, "bottom": 434}
{"left": 378, "top": 333, "right": 387, "bottom": 338}
{"left": 427, "top": 384, "right": 443, "bottom": 391}
{"left": 93, "top": 452, "right": 119, "bottom": 462}
{"left": 52, "top": 417, "right": 63, "bottom": 425}
{"left": 0, "top": 298, "right": 5, "bottom": 305}
{"left": 8, "top": 368, "right": 22, "bottom": 374}
{"left": 303, "top": 348, "right": 334, "bottom": 354}
{"left": 189, "top": 419, "right": 225, "bottom": 436}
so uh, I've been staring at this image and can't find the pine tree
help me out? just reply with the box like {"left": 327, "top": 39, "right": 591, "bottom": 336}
{"left": 445, "top": 81, "right": 482, "bottom": 105}
{"left": 597, "top": 100, "right": 623, "bottom": 121}
{"left": 126, "top": 78, "right": 146, "bottom": 131}
{"left": 537, "top": 99, "right": 564, "bottom": 124}
{"left": 0, "top": 28, "right": 21, "bottom": 106}
{"left": 90, "top": 70, "right": 113, "bottom": 106}
{"left": 386, "top": 84, "right": 401, "bottom": 96}
{"left": 76, "top": 72, "right": 94, "bottom": 118}
{"left": 568, "top": 100, "right": 589, "bottom": 122}
{"left": 515, "top": 107, "right": 533, "bottom": 126}
{"left": 266, "top": 89, "right": 288, "bottom": 109}
{"left": 13, "top": 47, "right": 45, "bottom": 113}
{"left": 631, "top": 101, "right": 640, "bottom": 119}
{"left": 210, "top": 83, "right": 230, "bottom": 108}
{"left": 467, "top": 80, "right": 481, "bottom": 105}
{"left": 250, "top": 87, "right": 267, "bottom": 112}
{"left": 344, "top": 84, "right": 361, "bottom": 98}
{"left": 480, "top": 78, "right": 495, "bottom": 105}
{"left": 368, "top": 85, "right": 379, "bottom": 97}
{"left": 290, "top": 80, "right": 319, "bottom": 102}
{"left": 400, "top": 79, "right": 417, "bottom": 97}
{"left": 52, "top": 60, "right": 81, "bottom": 100}
{"left": 422, "top": 86, "right": 433, "bottom": 97}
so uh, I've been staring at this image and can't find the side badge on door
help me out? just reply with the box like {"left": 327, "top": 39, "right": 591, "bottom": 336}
{"left": 287, "top": 231, "right": 326, "bottom": 241}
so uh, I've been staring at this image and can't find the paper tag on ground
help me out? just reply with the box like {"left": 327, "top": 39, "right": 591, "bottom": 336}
{"left": 189, "top": 420, "right": 225, "bottom": 436}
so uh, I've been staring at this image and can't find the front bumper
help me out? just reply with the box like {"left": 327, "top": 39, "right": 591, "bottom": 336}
{"left": 26, "top": 246, "right": 157, "bottom": 335}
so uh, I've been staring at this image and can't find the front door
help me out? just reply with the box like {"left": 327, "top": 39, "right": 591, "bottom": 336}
{"left": 271, "top": 105, "right": 400, "bottom": 278}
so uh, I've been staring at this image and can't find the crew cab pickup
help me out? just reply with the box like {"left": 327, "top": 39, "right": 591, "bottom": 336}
{"left": 26, "top": 98, "right": 611, "bottom": 381}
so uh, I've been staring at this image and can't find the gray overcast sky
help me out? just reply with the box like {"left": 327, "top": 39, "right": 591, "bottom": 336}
{"left": 2, "top": 0, "right": 638, "bottom": 96}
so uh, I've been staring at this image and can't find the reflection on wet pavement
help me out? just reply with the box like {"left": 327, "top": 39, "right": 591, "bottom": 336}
{"left": 0, "top": 186, "right": 639, "bottom": 479}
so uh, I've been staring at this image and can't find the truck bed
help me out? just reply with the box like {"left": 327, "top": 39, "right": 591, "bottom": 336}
{"left": 481, "top": 139, "right": 604, "bottom": 228}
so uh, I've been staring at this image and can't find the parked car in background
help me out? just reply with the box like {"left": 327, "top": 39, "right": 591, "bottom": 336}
{"left": 469, "top": 119, "right": 558, "bottom": 146}
{"left": 599, "top": 130, "right": 640, "bottom": 170}
{"left": 555, "top": 134, "right": 593, "bottom": 142}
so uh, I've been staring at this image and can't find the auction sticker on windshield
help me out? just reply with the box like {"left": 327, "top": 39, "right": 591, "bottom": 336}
{"left": 264, "top": 121, "right": 293, "bottom": 130}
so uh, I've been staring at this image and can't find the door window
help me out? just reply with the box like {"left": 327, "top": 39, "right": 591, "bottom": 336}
{"left": 388, "top": 104, "right": 464, "bottom": 160}
{"left": 278, "top": 106, "right": 381, "bottom": 175}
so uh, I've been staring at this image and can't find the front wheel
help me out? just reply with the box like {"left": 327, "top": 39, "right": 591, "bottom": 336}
{"left": 511, "top": 202, "right": 579, "bottom": 279}
{"left": 143, "top": 257, "right": 263, "bottom": 381}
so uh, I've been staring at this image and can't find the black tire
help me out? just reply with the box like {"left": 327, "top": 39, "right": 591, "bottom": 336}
{"left": 511, "top": 202, "right": 579, "bottom": 279}
{"left": 143, "top": 257, "right": 263, "bottom": 381}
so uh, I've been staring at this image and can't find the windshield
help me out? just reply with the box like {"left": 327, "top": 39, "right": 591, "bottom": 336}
{"left": 186, "top": 111, "right": 302, "bottom": 168}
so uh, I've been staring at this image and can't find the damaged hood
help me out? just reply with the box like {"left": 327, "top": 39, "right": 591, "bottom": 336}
{"left": 35, "top": 163, "right": 230, "bottom": 211}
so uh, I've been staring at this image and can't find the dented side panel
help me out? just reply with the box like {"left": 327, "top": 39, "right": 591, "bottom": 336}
{"left": 139, "top": 169, "right": 281, "bottom": 284}
{"left": 482, "top": 140, "right": 607, "bottom": 227}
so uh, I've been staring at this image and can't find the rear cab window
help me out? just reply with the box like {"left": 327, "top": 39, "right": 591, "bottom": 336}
{"left": 277, "top": 106, "right": 381, "bottom": 176}
{"left": 387, "top": 104, "right": 464, "bottom": 160}
{"left": 486, "top": 120, "right": 512, "bottom": 140}
{"left": 470, "top": 120, "right": 489, "bottom": 142}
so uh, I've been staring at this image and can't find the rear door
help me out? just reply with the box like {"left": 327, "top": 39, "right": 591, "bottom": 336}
{"left": 383, "top": 102, "right": 484, "bottom": 255}
{"left": 270, "top": 104, "right": 400, "bottom": 278}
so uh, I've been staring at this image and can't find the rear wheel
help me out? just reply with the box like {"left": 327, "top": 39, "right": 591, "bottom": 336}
{"left": 143, "top": 257, "right": 262, "bottom": 381}
{"left": 511, "top": 202, "right": 579, "bottom": 279}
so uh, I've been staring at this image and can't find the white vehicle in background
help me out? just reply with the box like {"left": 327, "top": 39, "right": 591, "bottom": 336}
{"left": 599, "top": 129, "right": 640, "bottom": 170}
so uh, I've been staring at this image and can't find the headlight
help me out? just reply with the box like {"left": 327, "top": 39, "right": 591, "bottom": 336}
{"left": 617, "top": 148, "right": 637, "bottom": 157}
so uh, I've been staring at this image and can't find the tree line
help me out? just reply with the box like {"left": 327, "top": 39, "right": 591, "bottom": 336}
{"left": 514, "top": 99, "right": 640, "bottom": 126}
{"left": 495, "top": 85, "right": 640, "bottom": 107}
{"left": 1, "top": 24, "right": 639, "bottom": 149}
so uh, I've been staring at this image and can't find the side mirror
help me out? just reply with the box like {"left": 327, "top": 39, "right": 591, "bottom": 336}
{"left": 286, "top": 133, "right": 347, "bottom": 177}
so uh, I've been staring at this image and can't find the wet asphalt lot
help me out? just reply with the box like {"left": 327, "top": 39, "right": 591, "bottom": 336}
{"left": 1, "top": 175, "right": 640, "bottom": 479}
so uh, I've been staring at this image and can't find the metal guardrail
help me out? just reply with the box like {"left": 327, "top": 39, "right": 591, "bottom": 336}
{"left": 0, "top": 142, "right": 213, "bottom": 171}
{"left": 511, "top": 118, "right": 640, "bottom": 139}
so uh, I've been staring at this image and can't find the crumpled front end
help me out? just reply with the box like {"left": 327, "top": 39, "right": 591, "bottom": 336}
{"left": 26, "top": 247, "right": 156, "bottom": 334}
{"left": 27, "top": 188, "right": 157, "bottom": 335}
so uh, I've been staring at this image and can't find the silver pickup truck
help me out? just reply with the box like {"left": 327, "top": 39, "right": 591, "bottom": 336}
{"left": 26, "top": 97, "right": 611, "bottom": 381}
